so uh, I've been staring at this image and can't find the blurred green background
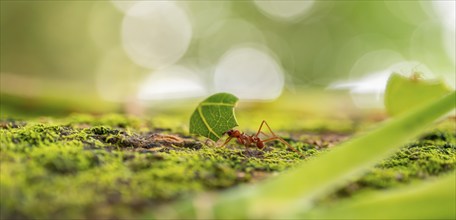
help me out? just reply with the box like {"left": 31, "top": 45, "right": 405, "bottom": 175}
{"left": 1, "top": 1, "right": 454, "bottom": 116}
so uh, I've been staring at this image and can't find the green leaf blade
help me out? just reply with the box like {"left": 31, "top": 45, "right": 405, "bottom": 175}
{"left": 385, "top": 73, "right": 453, "bottom": 116}
{"left": 300, "top": 174, "right": 456, "bottom": 219}
{"left": 189, "top": 93, "right": 239, "bottom": 141}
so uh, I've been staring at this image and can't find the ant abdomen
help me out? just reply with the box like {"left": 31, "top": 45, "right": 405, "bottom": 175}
{"left": 256, "top": 141, "right": 264, "bottom": 149}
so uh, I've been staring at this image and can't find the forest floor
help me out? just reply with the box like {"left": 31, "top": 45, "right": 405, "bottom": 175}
{"left": 1, "top": 92, "right": 455, "bottom": 219}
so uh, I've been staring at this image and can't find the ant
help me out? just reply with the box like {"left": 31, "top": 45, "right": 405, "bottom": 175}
{"left": 221, "top": 120, "right": 305, "bottom": 158}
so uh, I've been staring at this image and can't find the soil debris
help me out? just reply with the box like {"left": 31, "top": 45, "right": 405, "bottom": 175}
{"left": 145, "top": 133, "right": 202, "bottom": 149}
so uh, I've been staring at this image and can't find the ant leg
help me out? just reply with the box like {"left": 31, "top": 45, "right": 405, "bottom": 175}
{"left": 255, "top": 120, "right": 287, "bottom": 145}
{"left": 256, "top": 120, "right": 279, "bottom": 137}
{"left": 255, "top": 120, "right": 304, "bottom": 157}
{"left": 262, "top": 137, "right": 305, "bottom": 158}
{"left": 220, "top": 137, "right": 233, "bottom": 147}
{"left": 261, "top": 120, "right": 279, "bottom": 136}
{"left": 254, "top": 120, "right": 274, "bottom": 141}
{"left": 255, "top": 120, "right": 267, "bottom": 136}
{"left": 259, "top": 131, "right": 271, "bottom": 139}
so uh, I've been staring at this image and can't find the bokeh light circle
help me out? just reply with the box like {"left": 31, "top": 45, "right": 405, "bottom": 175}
{"left": 121, "top": 1, "right": 192, "bottom": 69}
{"left": 431, "top": 1, "right": 456, "bottom": 32}
{"left": 253, "top": 0, "right": 314, "bottom": 21}
{"left": 384, "top": 1, "right": 429, "bottom": 26}
{"left": 410, "top": 21, "right": 454, "bottom": 79}
{"left": 182, "top": 1, "right": 231, "bottom": 39}
{"left": 137, "top": 65, "right": 207, "bottom": 101}
{"left": 433, "top": 0, "right": 456, "bottom": 67}
{"left": 111, "top": 0, "right": 136, "bottom": 13}
{"left": 329, "top": 50, "right": 406, "bottom": 109}
{"left": 329, "top": 55, "right": 444, "bottom": 109}
{"left": 349, "top": 49, "right": 404, "bottom": 81}
{"left": 214, "top": 46, "right": 284, "bottom": 100}
{"left": 198, "top": 19, "right": 266, "bottom": 65}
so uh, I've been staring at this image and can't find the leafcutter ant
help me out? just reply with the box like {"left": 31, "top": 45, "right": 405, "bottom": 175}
{"left": 221, "top": 120, "right": 305, "bottom": 157}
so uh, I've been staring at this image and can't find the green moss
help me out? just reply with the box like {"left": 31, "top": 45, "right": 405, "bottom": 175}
{"left": 1, "top": 114, "right": 454, "bottom": 219}
{"left": 324, "top": 125, "right": 456, "bottom": 202}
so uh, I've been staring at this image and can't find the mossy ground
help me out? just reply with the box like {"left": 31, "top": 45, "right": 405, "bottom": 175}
{"left": 1, "top": 112, "right": 455, "bottom": 219}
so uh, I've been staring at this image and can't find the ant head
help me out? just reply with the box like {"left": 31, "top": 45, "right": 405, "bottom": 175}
{"left": 223, "top": 129, "right": 241, "bottom": 137}
{"left": 223, "top": 130, "right": 234, "bottom": 136}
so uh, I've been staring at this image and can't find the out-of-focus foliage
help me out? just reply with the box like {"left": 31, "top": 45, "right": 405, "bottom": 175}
{"left": 301, "top": 174, "right": 455, "bottom": 219}
{"left": 1, "top": 1, "right": 454, "bottom": 112}
{"left": 385, "top": 73, "right": 453, "bottom": 116}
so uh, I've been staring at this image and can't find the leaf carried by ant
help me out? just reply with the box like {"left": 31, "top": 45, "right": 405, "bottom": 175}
{"left": 189, "top": 93, "right": 239, "bottom": 141}
{"left": 385, "top": 73, "right": 453, "bottom": 116}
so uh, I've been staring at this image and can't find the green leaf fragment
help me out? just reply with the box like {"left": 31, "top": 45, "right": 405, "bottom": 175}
{"left": 189, "top": 93, "right": 239, "bottom": 141}
{"left": 385, "top": 73, "right": 453, "bottom": 116}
